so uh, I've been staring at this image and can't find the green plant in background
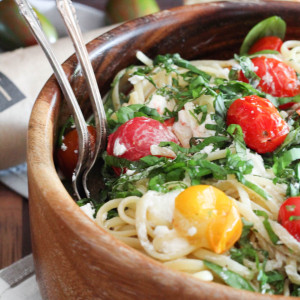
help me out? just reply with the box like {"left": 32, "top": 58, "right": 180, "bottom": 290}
{"left": 0, "top": 0, "right": 58, "bottom": 51}
{"left": 105, "top": 0, "right": 160, "bottom": 24}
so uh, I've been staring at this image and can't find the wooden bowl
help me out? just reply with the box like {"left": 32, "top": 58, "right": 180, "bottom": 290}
{"left": 27, "top": 2, "right": 300, "bottom": 299}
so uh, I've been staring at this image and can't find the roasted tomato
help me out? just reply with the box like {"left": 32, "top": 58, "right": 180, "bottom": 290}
{"left": 173, "top": 185, "right": 242, "bottom": 254}
{"left": 56, "top": 126, "right": 96, "bottom": 179}
{"left": 107, "top": 116, "right": 179, "bottom": 162}
{"left": 238, "top": 56, "right": 300, "bottom": 97}
{"left": 248, "top": 36, "right": 283, "bottom": 54}
{"left": 227, "top": 95, "right": 289, "bottom": 153}
{"left": 278, "top": 197, "right": 300, "bottom": 242}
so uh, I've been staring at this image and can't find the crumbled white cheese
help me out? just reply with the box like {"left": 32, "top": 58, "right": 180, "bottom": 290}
{"left": 150, "top": 145, "right": 176, "bottom": 158}
{"left": 61, "top": 143, "right": 67, "bottom": 151}
{"left": 113, "top": 138, "right": 127, "bottom": 156}
{"left": 80, "top": 203, "right": 95, "bottom": 220}
{"left": 128, "top": 75, "right": 144, "bottom": 85}
{"left": 200, "top": 145, "right": 214, "bottom": 155}
{"left": 160, "top": 236, "right": 191, "bottom": 254}
{"left": 192, "top": 113, "right": 216, "bottom": 138}
{"left": 146, "top": 94, "right": 176, "bottom": 115}
{"left": 173, "top": 102, "right": 217, "bottom": 148}
{"left": 125, "top": 169, "right": 135, "bottom": 176}
{"left": 153, "top": 225, "right": 171, "bottom": 237}
{"left": 262, "top": 72, "right": 275, "bottom": 93}
{"left": 173, "top": 110, "right": 193, "bottom": 148}
{"left": 188, "top": 226, "right": 197, "bottom": 236}
{"left": 145, "top": 190, "right": 182, "bottom": 225}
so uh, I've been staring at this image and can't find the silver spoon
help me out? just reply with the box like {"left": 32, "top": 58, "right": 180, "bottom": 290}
{"left": 15, "top": 0, "right": 107, "bottom": 199}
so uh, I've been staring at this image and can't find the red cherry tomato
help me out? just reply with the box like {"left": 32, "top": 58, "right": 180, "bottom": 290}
{"left": 107, "top": 116, "right": 179, "bottom": 162}
{"left": 226, "top": 95, "right": 289, "bottom": 153}
{"left": 238, "top": 56, "right": 300, "bottom": 97}
{"left": 163, "top": 117, "right": 175, "bottom": 127}
{"left": 278, "top": 197, "right": 300, "bottom": 242}
{"left": 248, "top": 36, "right": 283, "bottom": 54}
{"left": 278, "top": 102, "right": 297, "bottom": 110}
{"left": 56, "top": 126, "right": 96, "bottom": 179}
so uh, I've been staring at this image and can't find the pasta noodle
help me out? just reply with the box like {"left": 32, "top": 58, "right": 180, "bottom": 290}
{"left": 281, "top": 40, "right": 300, "bottom": 73}
{"left": 67, "top": 25, "right": 300, "bottom": 295}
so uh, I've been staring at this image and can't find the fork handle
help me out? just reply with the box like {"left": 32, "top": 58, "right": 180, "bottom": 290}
{"left": 15, "top": 0, "right": 90, "bottom": 199}
{"left": 57, "top": 0, "right": 107, "bottom": 197}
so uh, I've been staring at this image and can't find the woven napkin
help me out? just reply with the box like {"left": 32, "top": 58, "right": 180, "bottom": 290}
{"left": 0, "top": 25, "right": 113, "bottom": 171}
{"left": 0, "top": 25, "right": 114, "bottom": 197}
{"left": 0, "top": 255, "right": 41, "bottom": 300}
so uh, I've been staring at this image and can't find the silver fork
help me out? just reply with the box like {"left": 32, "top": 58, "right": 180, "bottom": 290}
{"left": 15, "top": 0, "right": 107, "bottom": 199}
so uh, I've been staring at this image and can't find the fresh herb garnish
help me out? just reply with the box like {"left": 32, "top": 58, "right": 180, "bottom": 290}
{"left": 203, "top": 260, "right": 255, "bottom": 292}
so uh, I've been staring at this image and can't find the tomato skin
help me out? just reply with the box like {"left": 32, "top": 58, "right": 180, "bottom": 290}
{"left": 278, "top": 102, "right": 296, "bottom": 110}
{"left": 56, "top": 126, "right": 96, "bottom": 179}
{"left": 248, "top": 36, "right": 283, "bottom": 54}
{"left": 238, "top": 56, "right": 300, "bottom": 97}
{"left": 107, "top": 116, "right": 179, "bottom": 162}
{"left": 226, "top": 95, "right": 289, "bottom": 153}
{"left": 278, "top": 197, "right": 300, "bottom": 242}
{"left": 163, "top": 117, "right": 175, "bottom": 127}
{"left": 174, "top": 185, "right": 242, "bottom": 254}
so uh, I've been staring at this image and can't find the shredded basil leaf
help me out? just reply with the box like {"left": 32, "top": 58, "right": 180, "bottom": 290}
{"left": 204, "top": 261, "right": 255, "bottom": 292}
{"left": 254, "top": 210, "right": 280, "bottom": 244}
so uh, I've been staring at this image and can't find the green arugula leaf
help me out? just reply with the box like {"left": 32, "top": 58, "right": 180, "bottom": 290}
{"left": 277, "top": 94, "right": 300, "bottom": 107}
{"left": 273, "top": 148, "right": 300, "bottom": 176}
{"left": 227, "top": 124, "right": 247, "bottom": 159}
{"left": 236, "top": 173, "right": 271, "bottom": 200}
{"left": 235, "top": 55, "right": 260, "bottom": 87}
{"left": 218, "top": 81, "right": 263, "bottom": 104}
{"left": 57, "top": 116, "right": 74, "bottom": 147}
{"left": 254, "top": 210, "right": 280, "bottom": 245}
{"left": 240, "top": 16, "right": 286, "bottom": 55}
{"left": 172, "top": 54, "right": 211, "bottom": 81}
{"left": 204, "top": 261, "right": 255, "bottom": 292}
{"left": 247, "top": 50, "right": 280, "bottom": 57}
{"left": 274, "top": 127, "right": 300, "bottom": 154}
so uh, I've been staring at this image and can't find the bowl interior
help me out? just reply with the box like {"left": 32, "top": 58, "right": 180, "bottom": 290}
{"left": 28, "top": 2, "right": 300, "bottom": 299}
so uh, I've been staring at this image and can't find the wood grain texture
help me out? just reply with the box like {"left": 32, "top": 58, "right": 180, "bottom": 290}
{"left": 0, "top": 183, "right": 31, "bottom": 269}
{"left": 27, "top": 2, "right": 300, "bottom": 299}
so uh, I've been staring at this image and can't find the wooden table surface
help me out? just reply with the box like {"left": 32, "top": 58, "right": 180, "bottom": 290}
{"left": 0, "top": 0, "right": 184, "bottom": 271}
{"left": 0, "top": 183, "right": 31, "bottom": 269}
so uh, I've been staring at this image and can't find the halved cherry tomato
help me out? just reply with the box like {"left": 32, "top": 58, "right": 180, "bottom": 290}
{"left": 173, "top": 185, "right": 242, "bottom": 254}
{"left": 248, "top": 36, "right": 283, "bottom": 54}
{"left": 56, "top": 126, "right": 96, "bottom": 179}
{"left": 278, "top": 197, "right": 300, "bottom": 242}
{"left": 227, "top": 95, "right": 289, "bottom": 153}
{"left": 107, "top": 116, "right": 179, "bottom": 162}
{"left": 238, "top": 56, "right": 300, "bottom": 97}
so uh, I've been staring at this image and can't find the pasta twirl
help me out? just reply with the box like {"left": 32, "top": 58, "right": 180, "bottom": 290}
{"left": 57, "top": 16, "right": 300, "bottom": 296}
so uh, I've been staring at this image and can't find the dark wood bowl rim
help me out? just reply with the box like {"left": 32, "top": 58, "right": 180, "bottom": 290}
{"left": 27, "top": 2, "right": 300, "bottom": 299}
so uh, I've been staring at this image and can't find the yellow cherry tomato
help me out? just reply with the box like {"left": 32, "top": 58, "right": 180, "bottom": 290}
{"left": 173, "top": 185, "right": 242, "bottom": 254}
